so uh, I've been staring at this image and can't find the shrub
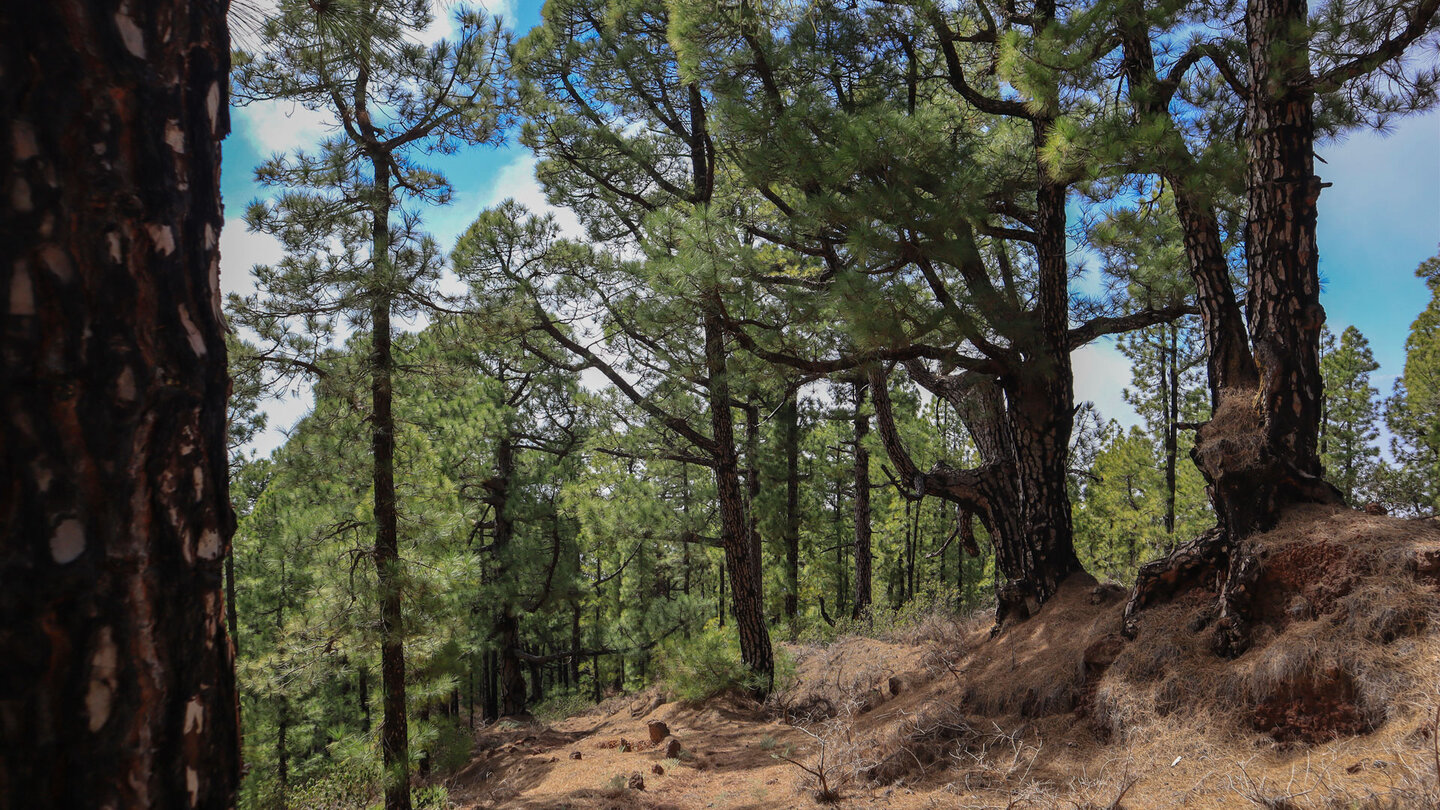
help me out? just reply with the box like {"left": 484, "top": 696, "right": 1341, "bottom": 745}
{"left": 531, "top": 691, "right": 594, "bottom": 723}
{"left": 656, "top": 623, "right": 796, "bottom": 701}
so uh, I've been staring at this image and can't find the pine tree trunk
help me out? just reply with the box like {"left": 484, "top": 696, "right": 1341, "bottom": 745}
{"left": 490, "top": 434, "right": 527, "bottom": 716}
{"left": 704, "top": 311, "right": 774, "bottom": 693}
{"left": 0, "top": 1, "right": 239, "bottom": 806}
{"left": 1165, "top": 325, "right": 1179, "bottom": 535}
{"left": 782, "top": 391, "right": 801, "bottom": 621}
{"left": 1225, "top": 0, "right": 1337, "bottom": 524}
{"left": 852, "top": 380, "right": 873, "bottom": 618}
{"left": 1006, "top": 171, "right": 1084, "bottom": 608}
{"left": 1119, "top": 6, "right": 1338, "bottom": 651}
{"left": 1132, "top": 0, "right": 1342, "bottom": 654}
{"left": 744, "top": 403, "right": 763, "bottom": 597}
{"left": 369, "top": 157, "right": 412, "bottom": 810}
{"left": 1171, "top": 184, "right": 1259, "bottom": 405}
{"left": 483, "top": 649, "right": 498, "bottom": 723}
{"left": 1184, "top": 0, "right": 1339, "bottom": 541}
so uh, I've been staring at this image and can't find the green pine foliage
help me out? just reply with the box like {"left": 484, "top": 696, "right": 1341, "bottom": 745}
{"left": 1321, "top": 325, "right": 1384, "bottom": 503}
{"left": 1381, "top": 254, "right": 1440, "bottom": 515}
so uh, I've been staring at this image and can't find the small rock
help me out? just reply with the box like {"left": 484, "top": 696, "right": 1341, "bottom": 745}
{"left": 647, "top": 720, "right": 670, "bottom": 743}
{"left": 570, "top": 751, "right": 582, "bottom": 760}
{"left": 651, "top": 764, "right": 665, "bottom": 775}
{"left": 628, "top": 771, "right": 645, "bottom": 790}
{"left": 619, "top": 737, "right": 631, "bottom": 753}
{"left": 665, "top": 738, "right": 682, "bottom": 759}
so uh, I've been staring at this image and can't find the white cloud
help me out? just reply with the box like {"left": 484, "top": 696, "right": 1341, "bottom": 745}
{"left": 1072, "top": 339, "right": 1141, "bottom": 428}
{"left": 218, "top": 217, "right": 284, "bottom": 301}
{"left": 413, "top": 0, "right": 518, "bottom": 47}
{"left": 234, "top": 99, "right": 333, "bottom": 156}
{"left": 248, "top": 389, "right": 316, "bottom": 460}
{"left": 479, "top": 152, "right": 585, "bottom": 237}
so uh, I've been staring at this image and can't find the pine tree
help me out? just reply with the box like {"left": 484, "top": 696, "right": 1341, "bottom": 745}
{"left": 1320, "top": 326, "right": 1383, "bottom": 503}
{"left": 1383, "top": 254, "right": 1440, "bottom": 515}
{"left": 229, "top": 4, "right": 509, "bottom": 805}
{"left": 514, "top": 0, "right": 780, "bottom": 690}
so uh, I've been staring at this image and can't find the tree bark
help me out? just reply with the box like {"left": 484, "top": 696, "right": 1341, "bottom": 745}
{"left": 704, "top": 311, "right": 774, "bottom": 693}
{"left": 369, "top": 155, "right": 412, "bottom": 810}
{"left": 1009, "top": 169, "right": 1085, "bottom": 606}
{"left": 852, "top": 380, "right": 873, "bottom": 618}
{"left": 360, "top": 666, "right": 372, "bottom": 733}
{"left": 0, "top": 1, "right": 239, "bottom": 806}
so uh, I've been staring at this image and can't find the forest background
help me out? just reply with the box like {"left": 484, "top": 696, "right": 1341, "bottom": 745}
{"left": 214, "top": 1, "right": 1440, "bottom": 809}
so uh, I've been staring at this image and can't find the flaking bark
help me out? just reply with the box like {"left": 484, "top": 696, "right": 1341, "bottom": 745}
{"left": 0, "top": 1, "right": 240, "bottom": 806}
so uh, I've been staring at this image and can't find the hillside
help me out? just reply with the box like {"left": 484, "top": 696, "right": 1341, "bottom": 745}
{"left": 446, "top": 506, "right": 1440, "bottom": 809}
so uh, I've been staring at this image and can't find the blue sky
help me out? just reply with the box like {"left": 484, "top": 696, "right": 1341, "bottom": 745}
{"left": 221, "top": 0, "right": 1440, "bottom": 453}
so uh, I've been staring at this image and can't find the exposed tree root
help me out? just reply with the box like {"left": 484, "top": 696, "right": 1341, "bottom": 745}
{"left": 1122, "top": 527, "right": 1230, "bottom": 640}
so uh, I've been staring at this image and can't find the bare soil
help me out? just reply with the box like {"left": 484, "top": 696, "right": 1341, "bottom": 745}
{"left": 444, "top": 506, "right": 1440, "bottom": 809}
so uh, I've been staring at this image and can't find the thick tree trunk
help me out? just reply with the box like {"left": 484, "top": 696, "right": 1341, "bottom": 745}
{"left": 852, "top": 381, "right": 873, "bottom": 618}
{"left": 1226, "top": 0, "right": 1338, "bottom": 518}
{"left": 369, "top": 162, "right": 412, "bottom": 810}
{"left": 703, "top": 311, "right": 774, "bottom": 693}
{"left": 781, "top": 392, "right": 801, "bottom": 621}
{"left": 1011, "top": 174, "right": 1085, "bottom": 606}
{"left": 0, "top": 2, "right": 239, "bottom": 806}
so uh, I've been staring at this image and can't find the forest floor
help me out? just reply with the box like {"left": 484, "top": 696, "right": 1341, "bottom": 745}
{"left": 444, "top": 505, "right": 1440, "bottom": 809}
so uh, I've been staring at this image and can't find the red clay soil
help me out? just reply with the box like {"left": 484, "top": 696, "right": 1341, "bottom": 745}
{"left": 439, "top": 506, "right": 1440, "bottom": 809}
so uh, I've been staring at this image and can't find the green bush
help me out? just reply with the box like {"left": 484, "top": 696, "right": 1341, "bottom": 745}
{"left": 655, "top": 623, "right": 796, "bottom": 702}
{"left": 414, "top": 784, "right": 452, "bottom": 810}
{"left": 532, "top": 690, "right": 594, "bottom": 723}
{"left": 795, "top": 584, "right": 973, "bottom": 646}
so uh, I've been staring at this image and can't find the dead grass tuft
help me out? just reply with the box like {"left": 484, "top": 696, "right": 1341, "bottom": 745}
{"left": 863, "top": 701, "right": 976, "bottom": 786}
